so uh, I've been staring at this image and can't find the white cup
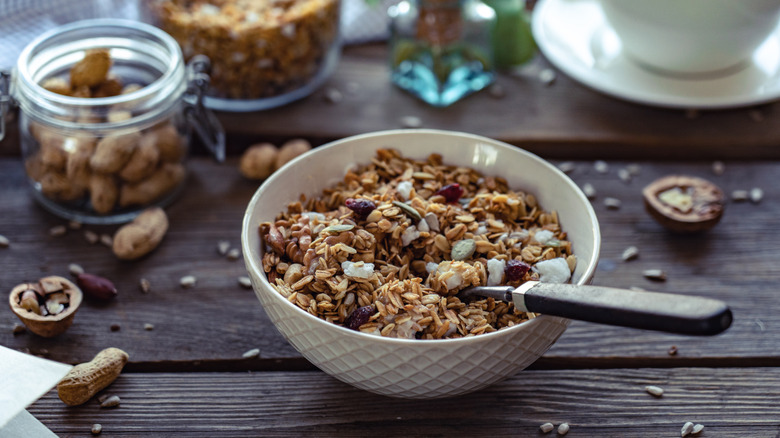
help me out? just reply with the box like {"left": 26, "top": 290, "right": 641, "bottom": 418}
{"left": 599, "top": 0, "right": 780, "bottom": 75}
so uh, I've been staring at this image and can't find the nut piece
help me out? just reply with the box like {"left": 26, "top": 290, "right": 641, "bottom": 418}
{"left": 274, "top": 139, "right": 311, "bottom": 169}
{"left": 643, "top": 175, "right": 724, "bottom": 233}
{"left": 112, "top": 207, "right": 169, "bottom": 260}
{"left": 8, "top": 277, "right": 83, "bottom": 337}
{"left": 70, "top": 49, "right": 112, "bottom": 88}
{"left": 57, "top": 347, "right": 129, "bottom": 406}
{"left": 76, "top": 273, "right": 118, "bottom": 301}
{"left": 239, "top": 143, "right": 278, "bottom": 180}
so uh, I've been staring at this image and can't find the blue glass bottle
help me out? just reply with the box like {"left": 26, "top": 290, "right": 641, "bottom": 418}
{"left": 388, "top": 0, "right": 496, "bottom": 107}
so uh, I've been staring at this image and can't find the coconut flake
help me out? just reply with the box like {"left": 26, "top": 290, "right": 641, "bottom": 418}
{"left": 535, "top": 258, "right": 571, "bottom": 283}
{"left": 424, "top": 213, "right": 440, "bottom": 232}
{"left": 397, "top": 180, "right": 413, "bottom": 201}
{"left": 532, "top": 229, "right": 555, "bottom": 245}
{"left": 444, "top": 272, "right": 463, "bottom": 290}
{"left": 417, "top": 218, "right": 430, "bottom": 233}
{"left": 301, "top": 211, "right": 326, "bottom": 223}
{"left": 426, "top": 262, "right": 439, "bottom": 274}
{"left": 341, "top": 261, "right": 374, "bottom": 279}
{"left": 401, "top": 225, "right": 420, "bottom": 246}
{"left": 487, "top": 258, "right": 506, "bottom": 286}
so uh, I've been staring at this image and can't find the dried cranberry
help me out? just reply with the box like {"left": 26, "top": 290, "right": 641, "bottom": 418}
{"left": 504, "top": 259, "right": 531, "bottom": 282}
{"left": 435, "top": 183, "right": 464, "bottom": 203}
{"left": 345, "top": 198, "right": 376, "bottom": 220}
{"left": 344, "top": 305, "right": 374, "bottom": 330}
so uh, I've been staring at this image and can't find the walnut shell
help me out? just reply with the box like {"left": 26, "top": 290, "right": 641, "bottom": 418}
{"left": 642, "top": 175, "right": 724, "bottom": 233}
{"left": 8, "top": 276, "right": 83, "bottom": 337}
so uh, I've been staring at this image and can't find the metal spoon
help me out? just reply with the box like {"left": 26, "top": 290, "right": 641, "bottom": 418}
{"left": 457, "top": 281, "right": 732, "bottom": 336}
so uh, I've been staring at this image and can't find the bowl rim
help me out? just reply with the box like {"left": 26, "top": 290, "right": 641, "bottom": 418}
{"left": 241, "top": 129, "right": 601, "bottom": 347}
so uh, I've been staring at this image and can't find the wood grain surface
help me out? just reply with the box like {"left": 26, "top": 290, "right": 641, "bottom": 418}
{"left": 2, "top": 157, "right": 778, "bottom": 369}
{"left": 28, "top": 368, "right": 780, "bottom": 437}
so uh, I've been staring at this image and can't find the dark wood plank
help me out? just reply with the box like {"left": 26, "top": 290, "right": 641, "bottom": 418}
{"left": 28, "top": 368, "right": 780, "bottom": 437}
{"left": 3, "top": 44, "right": 780, "bottom": 160}
{"left": 2, "top": 157, "right": 780, "bottom": 368}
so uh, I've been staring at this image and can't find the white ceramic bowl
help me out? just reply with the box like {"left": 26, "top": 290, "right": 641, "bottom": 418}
{"left": 241, "top": 130, "right": 600, "bottom": 399}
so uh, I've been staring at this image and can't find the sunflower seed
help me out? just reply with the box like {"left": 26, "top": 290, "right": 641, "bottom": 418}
{"left": 49, "top": 225, "right": 67, "bottom": 237}
{"left": 323, "top": 87, "right": 342, "bottom": 104}
{"left": 621, "top": 246, "right": 639, "bottom": 261}
{"left": 750, "top": 187, "right": 763, "bottom": 203}
{"left": 618, "top": 168, "right": 631, "bottom": 183}
{"left": 681, "top": 421, "right": 694, "bottom": 437}
{"left": 626, "top": 163, "right": 641, "bottom": 176}
{"left": 91, "top": 423, "right": 102, "bottom": 435}
{"left": 139, "top": 278, "right": 151, "bottom": 293}
{"left": 217, "top": 240, "right": 230, "bottom": 255}
{"left": 582, "top": 183, "right": 596, "bottom": 199}
{"left": 100, "top": 395, "right": 120, "bottom": 408}
{"left": 180, "top": 275, "right": 197, "bottom": 288}
{"left": 594, "top": 160, "right": 609, "bottom": 174}
{"left": 0, "top": 234, "right": 8, "bottom": 248}
{"left": 645, "top": 385, "right": 664, "bottom": 397}
{"left": 558, "top": 161, "right": 576, "bottom": 174}
{"left": 238, "top": 276, "right": 252, "bottom": 289}
{"left": 712, "top": 161, "right": 725, "bottom": 175}
{"left": 643, "top": 269, "right": 667, "bottom": 281}
{"left": 668, "top": 345, "right": 678, "bottom": 356}
{"left": 242, "top": 348, "right": 260, "bottom": 358}
{"left": 557, "top": 423, "right": 570, "bottom": 435}
{"left": 539, "top": 69, "right": 556, "bottom": 86}
{"left": 399, "top": 116, "right": 423, "bottom": 129}
{"left": 144, "top": 323, "right": 154, "bottom": 331}
{"left": 84, "top": 230, "right": 99, "bottom": 244}
{"left": 539, "top": 422, "right": 554, "bottom": 433}
{"left": 732, "top": 189, "right": 749, "bottom": 202}
{"left": 68, "top": 263, "right": 85, "bottom": 276}
{"left": 100, "top": 234, "right": 113, "bottom": 247}
{"left": 227, "top": 248, "right": 241, "bottom": 260}
{"left": 604, "top": 197, "right": 621, "bottom": 209}
{"left": 692, "top": 424, "right": 704, "bottom": 434}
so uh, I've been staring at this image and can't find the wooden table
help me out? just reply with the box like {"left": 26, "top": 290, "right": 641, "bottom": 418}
{"left": 2, "top": 43, "right": 780, "bottom": 437}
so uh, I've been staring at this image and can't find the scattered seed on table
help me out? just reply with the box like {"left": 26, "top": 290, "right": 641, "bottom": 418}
{"left": 180, "top": 275, "right": 197, "bottom": 288}
{"left": 712, "top": 161, "right": 725, "bottom": 175}
{"left": 643, "top": 269, "right": 667, "bottom": 281}
{"left": 618, "top": 168, "right": 631, "bottom": 183}
{"left": 100, "top": 395, "right": 120, "bottom": 408}
{"left": 749, "top": 109, "right": 764, "bottom": 122}
{"left": 242, "top": 348, "right": 260, "bottom": 358}
{"left": 645, "top": 385, "right": 664, "bottom": 397}
{"left": 692, "top": 424, "right": 704, "bottom": 434}
{"left": 100, "top": 234, "right": 113, "bottom": 247}
{"left": 557, "top": 423, "right": 569, "bottom": 435}
{"left": 84, "top": 230, "right": 99, "bottom": 244}
{"left": 558, "top": 161, "right": 576, "bottom": 174}
{"left": 621, "top": 246, "right": 639, "bottom": 261}
{"left": 323, "top": 87, "right": 343, "bottom": 104}
{"left": 144, "top": 323, "right": 154, "bottom": 331}
{"left": 91, "top": 423, "right": 102, "bottom": 435}
{"left": 49, "top": 225, "right": 67, "bottom": 237}
{"left": 582, "top": 183, "right": 596, "bottom": 199}
{"left": 217, "top": 240, "right": 230, "bottom": 255}
{"left": 539, "top": 68, "right": 556, "bottom": 86}
{"left": 488, "top": 83, "right": 506, "bottom": 99}
{"left": 69, "top": 263, "right": 85, "bottom": 276}
{"left": 626, "top": 163, "right": 641, "bottom": 176}
{"left": 681, "top": 421, "right": 694, "bottom": 437}
{"left": 0, "top": 234, "right": 9, "bottom": 248}
{"left": 110, "top": 324, "right": 121, "bottom": 332}
{"left": 668, "top": 345, "right": 678, "bottom": 356}
{"left": 749, "top": 187, "right": 763, "bottom": 203}
{"left": 399, "top": 115, "right": 422, "bottom": 129}
{"left": 731, "top": 190, "right": 748, "bottom": 202}
{"left": 539, "top": 422, "right": 554, "bottom": 433}
{"left": 12, "top": 323, "right": 25, "bottom": 335}
{"left": 604, "top": 197, "right": 621, "bottom": 209}
{"left": 68, "top": 220, "right": 82, "bottom": 230}
{"left": 139, "top": 278, "right": 151, "bottom": 293}
{"left": 594, "top": 160, "right": 609, "bottom": 174}
{"left": 227, "top": 248, "right": 241, "bottom": 261}
{"left": 238, "top": 276, "right": 252, "bottom": 289}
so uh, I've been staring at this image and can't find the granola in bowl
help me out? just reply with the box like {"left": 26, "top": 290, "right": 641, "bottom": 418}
{"left": 259, "top": 148, "right": 576, "bottom": 340}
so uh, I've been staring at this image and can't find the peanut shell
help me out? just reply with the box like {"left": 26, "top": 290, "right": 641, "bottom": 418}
{"left": 70, "top": 49, "right": 112, "bottom": 88}
{"left": 112, "top": 207, "right": 169, "bottom": 260}
{"left": 57, "top": 347, "right": 129, "bottom": 406}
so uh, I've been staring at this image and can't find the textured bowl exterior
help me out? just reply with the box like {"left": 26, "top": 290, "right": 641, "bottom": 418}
{"left": 242, "top": 130, "right": 600, "bottom": 398}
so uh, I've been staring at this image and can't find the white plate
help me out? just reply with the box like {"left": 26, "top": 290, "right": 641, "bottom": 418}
{"left": 532, "top": 0, "right": 780, "bottom": 109}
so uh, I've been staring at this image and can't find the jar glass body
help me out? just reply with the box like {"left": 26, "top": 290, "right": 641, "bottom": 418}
{"left": 388, "top": 0, "right": 496, "bottom": 107}
{"left": 145, "top": 0, "right": 343, "bottom": 112}
{"left": 14, "top": 19, "right": 191, "bottom": 224}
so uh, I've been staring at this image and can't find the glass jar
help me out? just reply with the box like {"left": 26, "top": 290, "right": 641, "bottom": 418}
{"left": 144, "top": 0, "right": 342, "bottom": 112}
{"left": 388, "top": 0, "right": 496, "bottom": 107}
{"left": 0, "top": 19, "right": 224, "bottom": 224}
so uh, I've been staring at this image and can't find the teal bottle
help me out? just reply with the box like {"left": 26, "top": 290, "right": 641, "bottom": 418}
{"left": 388, "top": 0, "right": 496, "bottom": 107}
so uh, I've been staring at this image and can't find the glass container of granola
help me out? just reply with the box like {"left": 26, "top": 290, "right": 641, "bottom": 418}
{"left": 0, "top": 19, "right": 225, "bottom": 224}
{"left": 144, "top": 0, "right": 343, "bottom": 112}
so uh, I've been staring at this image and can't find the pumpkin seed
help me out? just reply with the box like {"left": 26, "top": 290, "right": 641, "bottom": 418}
{"left": 451, "top": 239, "right": 476, "bottom": 261}
{"left": 392, "top": 201, "right": 422, "bottom": 222}
{"left": 322, "top": 224, "right": 355, "bottom": 233}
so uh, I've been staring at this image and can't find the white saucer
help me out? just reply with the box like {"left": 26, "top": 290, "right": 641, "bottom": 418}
{"left": 532, "top": 0, "right": 780, "bottom": 109}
